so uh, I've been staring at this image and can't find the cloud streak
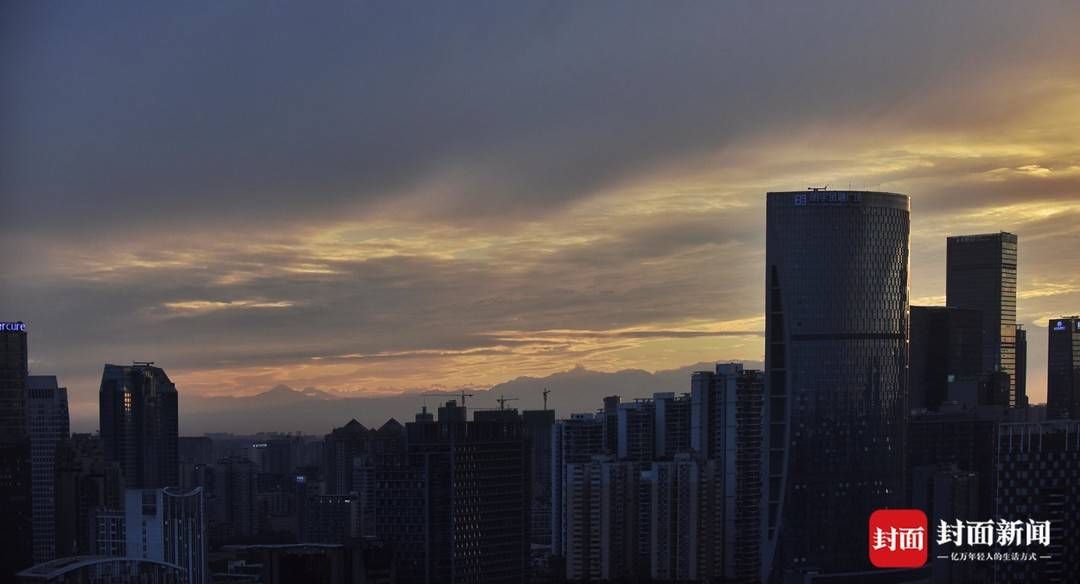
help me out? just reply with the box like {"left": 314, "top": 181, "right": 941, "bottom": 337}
{"left": 2, "top": 2, "right": 1080, "bottom": 428}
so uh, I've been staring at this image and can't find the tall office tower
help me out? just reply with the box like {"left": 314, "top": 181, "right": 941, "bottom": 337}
{"left": 124, "top": 487, "right": 208, "bottom": 584}
{"left": 212, "top": 456, "right": 257, "bottom": 540}
{"left": 552, "top": 412, "right": 605, "bottom": 564}
{"left": 323, "top": 419, "right": 368, "bottom": 494}
{"left": 0, "top": 321, "right": 28, "bottom": 438}
{"left": 946, "top": 232, "right": 1019, "bottom": 406}
{"left": 25, "top": 375, "right": 70, "bottom": 564}
{"left": 99, "top": 363, "right": 179, "bottom": 488}
{"left": 1047, "top": 316, "right": 1080, "bottom": 420}
{"left": 1015, "top": 325, "right": 1028, "bottom": 408}
{"left": 378, "top": 402, "right": 530, "bottom": 583}
{"left": 996, "top": 421, "right": 1080, "bottom": 583}
{"left": 764, "top": 191, "right": 909, "bottom": 579}
{"left": 909, "top": 306, "right": 983, "bottom": 410}
{"left": 522, "top": 409, "right": 556, "bottom": 547}
{"left": 0, "top": 320, "right": 32, "bottom": 578}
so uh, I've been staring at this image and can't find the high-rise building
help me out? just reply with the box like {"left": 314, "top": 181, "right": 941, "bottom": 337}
{"left": 0, "top": 320, "right": 33, "bottom": 578}
{"left": 124, "top": 486, "right": 208, "bottom": 584}
{"left": 302, "top": 493, "right": 361, "bottom": 544}
{"left": 25, "top": 376, "right": 70, "bottom": 564}
{"left": 0, "top": 321, "right": 29, "bottom": 439}
{"left": 909, "top": 306, "right": 983, "bottom": 410}
{"left": 522, "top": 409, "right": 555, "bottom": 547}
{"left": 99, "top": 363, "right": 179, "bottom": 488}
{"left": 907, "top": 409, "right": 997, "bottom": 519}
{"left": 1047, "top": 316, "right": 1080, "bottom": 420}
{"left": 764, "top": 191, "right": 909, "bottom": 579}
{"left": 996, "top": 421, "right": 1080, "bottom": 583}
{"left": 648, "top": 455, "right": 710, "bottom": 582}
{"left": 178, "top": 436, "right": 214, "bottom": 466}
{"left": 1016, "top": 325, "right": 1028, "bottom": 408}
{"left": 563, "top": 456, "right": 640, "bottom": 582}
{"left": 552, "top": 364, "right": 765, "bottom": 583}
{"left": 616, "top": 401, "right": 654, "bottom": 461}
{"left": 323, "top": 419, "right": 368, "bottom": 495}
{"left": 552, "top": 412, "right": 605, "bottom": 566}
{"left": 374, "top": 402, "right": 530, "bottom": 583}
{"left": 213, "top": 455, "right": 257, "bottom": 541}
{"left": 652, "top": 393, "right": 691, "bottom": 460}
{"left": 946, "top": 232, "right": 1019, "bottom": 406}
{"left": 720, "top": 365, "right": 765, "bottom": 583}
{"left": 54, "top": 433, "right": 126, "bottom": 557}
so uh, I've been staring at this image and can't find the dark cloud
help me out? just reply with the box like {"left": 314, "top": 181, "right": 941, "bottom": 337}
{"left": 4, "top": 1, "right": 1078, "bottom": 236}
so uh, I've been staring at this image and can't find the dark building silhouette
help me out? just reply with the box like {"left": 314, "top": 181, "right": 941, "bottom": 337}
{"left": 1047, "top": 316, "right": 1080, "bottom": 420}
{"left": 323, "top": 419, "right": 368, "bottom": 495}
{"left": 212, "top": 456, "right": 258, "bottom": 542}
{"left": 909, "top": 306, "right": 983, "bottom": 410}
{"left": 0, "top": 321, "right": 29, "bottom": 439}
{"left": 54, "top": 433, "right": 126, "bottom": 557}
{"left": 1015, "top": 325, "right": 1028, "bottom": 408}
{"left": 124, "top": 486, "right": 209, "bottom": 584}
{"left": 946, "top": 232, "right": 1020, "bottom": 406}
{"left": 376, "top": 401, "right": 530, "bottom": 583}
{"left": 178, "top": 436, "right": 214, "bottom": 466}
{"left": 99, "top": 363, "right": 179, "bottom": 488}
{"left": 1, "top": 321, "right": 33, "bottom": 579}
{"left": 995, "top": 421, "right": 1080, "bottom": 583}
{"left": 521, "top": 409, "right": 555, "bottom": 547}
{"left": 25, "top": 376, "right": 70, "bottom": 564}
{"left": 764, "top": 191, "right": 909, "bottom": 579}
{"left": 302, "top": 494, "right": 361, "bottom": 544}
{"left": 907, "top": 409, "right": 997, "bottom": 530}
{"left": 554, "top": 364, "right": 764, "bottom": 583}
{"left": 551, "top": 412, "right": 606, "bottom": 570}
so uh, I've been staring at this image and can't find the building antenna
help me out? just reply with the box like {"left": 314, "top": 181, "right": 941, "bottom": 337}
{"left": 543, "top": 388, "right": 550, "bottom": 411}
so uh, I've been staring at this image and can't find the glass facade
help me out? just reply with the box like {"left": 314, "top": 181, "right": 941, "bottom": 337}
{"left": 100, "top": 364, "right": 179, "bottom": 489}
{"left": 0, "top": 325, "right": 28, "bottom": 440}
{"left": 764, "top": 191, "right": 909, "bottom": 579}
{"left": 1047, "top": 317, "right": 1080, "bottom": 420}
{"left": 946, "top": 232, "right": 1019, "bottom": 406}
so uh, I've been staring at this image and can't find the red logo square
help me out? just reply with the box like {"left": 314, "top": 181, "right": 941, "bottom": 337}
{"left": 869, "top": 509, "right": 928, "bottom": 568}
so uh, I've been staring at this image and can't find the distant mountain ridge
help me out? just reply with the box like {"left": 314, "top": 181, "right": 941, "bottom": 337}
{"left": 178, "top": 360, "right": 762, "bottom": 435}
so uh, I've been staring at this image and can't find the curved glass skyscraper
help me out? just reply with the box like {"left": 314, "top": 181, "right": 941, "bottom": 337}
{"left": 763, "top": 191, "right": 909, "bottom": 580}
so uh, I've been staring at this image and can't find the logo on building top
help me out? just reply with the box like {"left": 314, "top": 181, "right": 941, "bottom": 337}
{"left": 0, "top": 321, "right": 27, "bottom": 332}
{"left": 1054, "top": 320, "right": 1067, "bottom": 332}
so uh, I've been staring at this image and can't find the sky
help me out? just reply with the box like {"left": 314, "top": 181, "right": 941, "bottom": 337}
{"left": 3, "top": 2, "right": 1080, "bottom": 430}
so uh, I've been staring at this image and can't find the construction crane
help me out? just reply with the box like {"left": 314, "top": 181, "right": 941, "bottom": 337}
{"left": 422, "top": 390, "right": 475, "bottom": 408}
{"left": 496, "top": 395, "right": 519, "bottom": 411}
{"left": 543, "top": 388, "right": 550, "bottom": 411}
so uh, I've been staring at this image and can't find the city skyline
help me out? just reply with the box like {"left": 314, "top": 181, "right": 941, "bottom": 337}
{"left": 5, "top": 3, "right": 1080, "bottom": 431}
